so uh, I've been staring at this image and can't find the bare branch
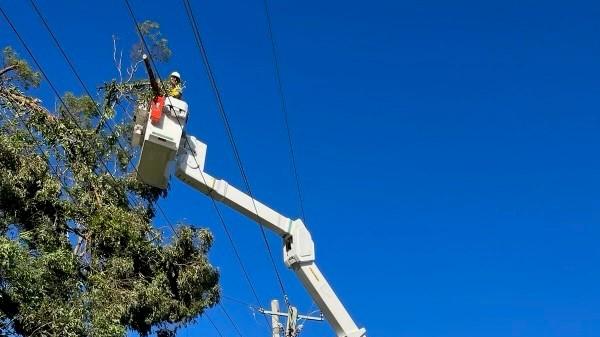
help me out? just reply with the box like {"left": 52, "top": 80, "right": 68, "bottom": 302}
{"left": 112, "top": 35, "right": 123, "bottom": 83}
{"left": 126, "top": 58, "right": 143, "bottom": 82}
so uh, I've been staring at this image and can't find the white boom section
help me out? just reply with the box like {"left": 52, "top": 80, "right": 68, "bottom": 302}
{"left": 175, "top": 136, "right": 367, "bottom": 337}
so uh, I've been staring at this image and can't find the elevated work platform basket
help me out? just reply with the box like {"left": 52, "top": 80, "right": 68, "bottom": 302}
{"left": 136, "top": 96, "right": 188, "bottom": 189}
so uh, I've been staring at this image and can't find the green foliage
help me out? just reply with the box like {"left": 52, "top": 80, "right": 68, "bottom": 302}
{"left": 1, "top": 47, "right": 41, "bottom": 90}
{"left": 131, "top": 21, "right": 172, "bottom": 64}
{"left": 0, "top": 44, "right": 219, "bottom": 337}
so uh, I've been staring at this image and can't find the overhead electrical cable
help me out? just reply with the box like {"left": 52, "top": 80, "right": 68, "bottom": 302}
{"left": 259, "top": 0, "right": 323, "bottom": 317}
{"left": 261, "top": 0, "right": 307, "bottom": 223}
{"left": 181, "top": 0, "right": 291, "bottom": 306}
{"left": 221, "top": 294, "right": 257, "bottom": 309}
{"left": 204, "top": 313, "right": 226, "bottom": 337}
{"left": 218, "top": 303, "right": 245, "bottom": 337}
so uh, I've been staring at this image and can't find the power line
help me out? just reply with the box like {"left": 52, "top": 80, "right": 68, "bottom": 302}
{"left": 218, "top": 303, "right": 245, "bottom": 337}
{"left": 121, "top": 0, "right": 272, "bottom": 332}
{"left": 204, "top": 313, "right": 226, "bottom": 337}
{"left": 181, "top": 0, "right": 290, "bottom": 306}
{"left": 222, "top": 294, "right": 257, "bottom": 309}
{"left": 259, "top": 1, "right": 322, "bottom": 317}
{"left": 261, "top": 0, "right": 307, "bottom": 223}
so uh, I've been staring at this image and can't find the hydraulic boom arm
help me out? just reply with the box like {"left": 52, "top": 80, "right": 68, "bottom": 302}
{"left": 175, "top": 136, "right": 367, "bottom": 337}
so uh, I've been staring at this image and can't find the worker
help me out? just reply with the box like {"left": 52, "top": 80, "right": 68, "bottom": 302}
{"left": 168, "top": 71, "right": 183, "bottom": 99}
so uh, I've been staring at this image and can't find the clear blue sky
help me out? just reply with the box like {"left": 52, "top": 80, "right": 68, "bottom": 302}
{"left": 2, "top": 1, "right": 600, "bottom": 336}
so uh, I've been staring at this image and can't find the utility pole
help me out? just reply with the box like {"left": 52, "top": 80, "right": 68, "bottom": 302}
{"left": 260, "top": 300, "right": 324, "bottom": 337}
{"left": 271, "top": 299, "right": 282, "bottom": 337}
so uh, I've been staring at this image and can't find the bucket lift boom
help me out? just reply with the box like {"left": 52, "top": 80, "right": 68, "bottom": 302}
{"left": 174, "top": 136, "right": 367, "bottom": 337}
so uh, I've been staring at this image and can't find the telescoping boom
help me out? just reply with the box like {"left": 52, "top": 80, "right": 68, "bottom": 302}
{"left": 175, "top": 136, "right": 367, "bottom": 337}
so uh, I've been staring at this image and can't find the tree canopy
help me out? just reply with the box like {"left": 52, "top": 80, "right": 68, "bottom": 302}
{"left": 0, "top": 22, "right": 219, "bottom": 337}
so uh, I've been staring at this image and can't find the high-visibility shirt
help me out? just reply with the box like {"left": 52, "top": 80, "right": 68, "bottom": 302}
{"left": 169, "top": 84, "right": 182, "bottom": 99}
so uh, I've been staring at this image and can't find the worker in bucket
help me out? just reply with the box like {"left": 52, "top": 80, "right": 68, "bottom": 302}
{"left": 168, "top": 71, "right": 183, "bottom": 99}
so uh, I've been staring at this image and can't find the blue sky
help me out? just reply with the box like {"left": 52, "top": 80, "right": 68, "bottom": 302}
{"left": 2, "top": 0, "right": 600, "bottom": 336}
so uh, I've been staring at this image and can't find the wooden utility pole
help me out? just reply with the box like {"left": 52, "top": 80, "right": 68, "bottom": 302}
{"left": 271, "top": 299, "right": 282, "bottom": 337}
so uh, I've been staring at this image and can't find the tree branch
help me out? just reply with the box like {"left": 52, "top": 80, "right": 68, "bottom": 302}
{"left": 0, "top": 86, "right": 48, "bottom": 117}
{"left": 113, "top": 35, "right": 123, "bottom": 83}
{"left": 0, "top": 64, "right": 17, "bottom": 77}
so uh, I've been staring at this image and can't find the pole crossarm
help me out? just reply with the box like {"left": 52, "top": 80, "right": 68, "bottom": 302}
{"left": 259, "top": 308, "right": 324, "bottom": 322}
